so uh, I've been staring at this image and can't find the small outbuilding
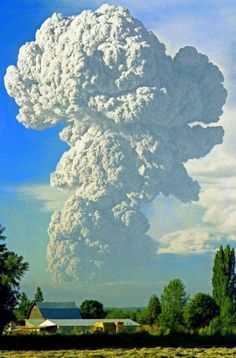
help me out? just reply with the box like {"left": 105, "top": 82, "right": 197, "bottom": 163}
{"left": 24, "top": 318, "right": 140, "bottom": 333}
{"left": 27, "top": 301, "right": 82, "bottom": 320}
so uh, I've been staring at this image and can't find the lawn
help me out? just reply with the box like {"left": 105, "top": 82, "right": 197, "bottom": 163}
{"left": 1, "top": 347, "right": 236, "bottom": 357}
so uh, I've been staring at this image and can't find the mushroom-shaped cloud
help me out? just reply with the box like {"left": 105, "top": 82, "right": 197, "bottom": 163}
{"left": 5, "top": 4, "right": 227, "bottom": 282}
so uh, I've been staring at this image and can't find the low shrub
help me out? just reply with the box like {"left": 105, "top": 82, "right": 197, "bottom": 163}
{"left": 0, "top": 331, "right": 235, "bottom": 351}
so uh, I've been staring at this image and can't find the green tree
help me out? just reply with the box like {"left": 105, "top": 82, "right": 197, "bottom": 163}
{"left": 220, "top": 296, "right": 235, "bottom": 335}
{"left": 80, "top": 299, "right": 105, "bottom": 319}
{"left": 212, "top": 245, "right": 236, "bottom": 309}
{"left": 205, "top": 316, "right": 221, "bottom": 335}
{"left": 0, "top": 225, "right": 29, "bottom": 333}
{"left": 159, "top": 279, "right": 187, "bottom": 333}
{"left": 106, "top": 309, "right": 137, "bottom": 321}
{"left": 34, "top": 286, "right": 44, "bottom": 303}
{"left": 15, "top": 292, "right": 32, "bottom": 320}
{"left": 135, "top": 308, "right": 149, "bottom": 325}
{"left": 185, "top": 293, "right": 219, "bottom": 330}
{"left": 145, "top": 294, "right": 161, "bottom": 325}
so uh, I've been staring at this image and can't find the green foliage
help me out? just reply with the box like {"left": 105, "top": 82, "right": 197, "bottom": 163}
{"left": 200, "top": 316, "right": 221, "bottom": 336}
{"left": 220, "top": 297, "right": 235, "bottom": 335}
{"left": 135, "top": 309, "right": 149, "bottom": 325}
{"left": 159, "top": 279, "right": 187, "bottom": 333}
{"left": 0, "top": 225, "right": 29, "bottom": 333}
{"left": 0, "top": 226, "right": 29, "bottom": 287}
{"left": 15, "top": 292, "right": 32, "bottom": 320}
{"left": 0, "top": 284, "right": 17, "bottom": 326}
{"left": 145, "top": 294, "right": 161, "bottom": 325}
{"left": 212, "top": 245, "right": 236, "bottom": 309}
{"left": 80, "top": 299, "right": 105, "bottom": 319}
{"left": 115, "top": 296, "right": 161, "bottom": 326}
{"left": 34, "top": 286, "right": 44, "bottom": 303}
{"left": 106, "top": 309, "right": 137, "bottom": 321}
{"left": 211, "top": 245, "right": 236, "bottom": 335}
{"left": 185, "top": 293, "right": 219, "bottom": 330}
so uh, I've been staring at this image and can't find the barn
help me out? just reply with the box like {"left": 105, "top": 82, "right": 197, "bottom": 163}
{"left": 27, "top": 301, "right": 82, "bottom": 320}
{"left": 23, "top": 301, "right": 140, "bottom": 333}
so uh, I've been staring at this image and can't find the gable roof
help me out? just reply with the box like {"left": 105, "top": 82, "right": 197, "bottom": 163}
{"left": 27, "top": 301, "right": 81, "bottom": 320}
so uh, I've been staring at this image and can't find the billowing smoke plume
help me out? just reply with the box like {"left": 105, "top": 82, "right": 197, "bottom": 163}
{"left": 5, "top": 4, "right": 227, "bottom": 281}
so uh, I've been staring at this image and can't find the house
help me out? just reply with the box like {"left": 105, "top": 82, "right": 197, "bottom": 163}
{"left": 27, "top": 301, "right": 82, "bottom": 320}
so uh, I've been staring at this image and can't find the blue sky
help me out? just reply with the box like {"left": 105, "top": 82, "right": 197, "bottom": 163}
{"left": 1, "top": 0, "right": 236, "bottom": 306}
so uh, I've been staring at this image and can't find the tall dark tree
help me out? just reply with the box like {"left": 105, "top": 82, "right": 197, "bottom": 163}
{"left": 159, "top": 279, "right": 188, "bottom": 332}
{"left": 34, "top": 286, "right": 44, "bottom": 303}
{"left": 145, "top": 294, "right": 161, "bottom": 325}
{"left": 212, "top": 245, "right": 236, "bottom": 309}
{"left": 80, "top": 300, "right": 105, "bottom": 319}
{"left": 0, "top": 225, "right": 29, "bottom": 333}
{"left": 185, "top": 293, "right": 219, "bottom": 330}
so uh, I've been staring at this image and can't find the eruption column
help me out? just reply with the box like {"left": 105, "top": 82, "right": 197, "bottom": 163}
{"left": 5, "top": 4, "right": 227, "bottom": 281}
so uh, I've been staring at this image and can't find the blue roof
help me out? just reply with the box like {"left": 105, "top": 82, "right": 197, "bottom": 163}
{"left": 37, "top": 302, "right": 81, "bottom": 319}
{"left": 38, "top": 302, "right": 78, "bottom": 309}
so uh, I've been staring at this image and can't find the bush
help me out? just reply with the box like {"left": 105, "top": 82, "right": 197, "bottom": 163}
{"left": 185, "top": 293, "right": 219, "bottom": 330}
{"left": 201, "top": 317, "right": 221, "bottom": 336}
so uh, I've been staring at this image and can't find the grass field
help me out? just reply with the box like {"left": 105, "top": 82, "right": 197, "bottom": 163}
{"left": 1, "top": 347, "right": 236, "bottom": 357}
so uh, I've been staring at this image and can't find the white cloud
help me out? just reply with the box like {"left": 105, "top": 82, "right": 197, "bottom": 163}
{"left": 155, "top": 155, "right": 236, "bottom": 254}
{"left": 157, "top": 228, "right": 235, "bottom": 254}
{"left": 186, "top": 148, "right": 236, "bottom": 180}
{"left": 15, "top": 184, "right": 72, "bottom": 212}
{"left": 199, "top": 179, "right": 236, "bottom": 235}
{"left": 157, "top": 229, "right": 218, "bottom": 254}
{"left": 155, "top": 140, "right": 236, "bottom": 254}
{"left": 154, "top": 173, "right": 236, "bottom": 254}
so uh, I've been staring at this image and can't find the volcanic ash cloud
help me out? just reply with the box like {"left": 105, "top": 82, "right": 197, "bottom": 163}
{"left": 5, "top": 4, "right": 227, "bottom": 281}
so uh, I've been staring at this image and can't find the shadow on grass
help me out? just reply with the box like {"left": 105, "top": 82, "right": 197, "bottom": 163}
{"left": 0, "top": 332, "right": 235, "bottom": 351}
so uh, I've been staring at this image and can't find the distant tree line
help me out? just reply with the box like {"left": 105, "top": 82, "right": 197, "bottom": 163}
{"left": 106, "top": 245, "right": 236, "bottom": 335}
